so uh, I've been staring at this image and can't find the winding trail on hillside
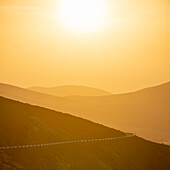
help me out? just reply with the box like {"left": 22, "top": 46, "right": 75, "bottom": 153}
{"left": 0, "top": 134, "right": 136, "bottom": 150}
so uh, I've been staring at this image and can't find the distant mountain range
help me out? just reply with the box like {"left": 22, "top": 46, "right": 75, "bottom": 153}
{"left": 28, "top": 85, "right": 112, "bottom": 96}
{"left": 0, "top": 82, "right": 169, "bottom": 143}
{"left": 0, "top": 96, "right": 170, "bottom": 169}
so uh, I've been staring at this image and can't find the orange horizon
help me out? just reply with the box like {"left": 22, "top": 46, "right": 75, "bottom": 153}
{"left": 0, "top": 0, "right": 169, "bottom": 93}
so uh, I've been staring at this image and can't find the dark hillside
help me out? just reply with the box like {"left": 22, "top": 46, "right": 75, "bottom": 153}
{"left": 0, "top": 97, "right": 170, "bottom": 169}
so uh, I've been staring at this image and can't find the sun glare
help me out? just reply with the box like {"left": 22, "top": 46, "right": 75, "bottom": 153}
{"left": 58, "top": 0, "right": 108, "bottom": 33}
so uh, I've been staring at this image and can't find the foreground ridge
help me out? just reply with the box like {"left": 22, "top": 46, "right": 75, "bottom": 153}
{"left": 0, "top": 134, "right": 135, "bottom": 150}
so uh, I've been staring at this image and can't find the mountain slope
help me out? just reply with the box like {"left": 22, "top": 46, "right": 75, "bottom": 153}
{"left": 28, "top": 85, "right": 112, "bottom": 96}
{"left": 0, "top": 151, "right": 23, "bottom": 170}
{"left": 63, "top": 82, "right": 170, "bottom": 142}
{"left": 0, "top": 82, "right": 170, "bottom": 143}
{"left": 0, "top": 96, "right": 170, "bottom": 170}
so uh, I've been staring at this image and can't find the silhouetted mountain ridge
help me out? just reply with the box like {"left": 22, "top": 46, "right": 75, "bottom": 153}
{"left": 0, "top": 96, "right": 170, "bottom": 169}
{"left": 0, "top": 82, "right": 169, "bottom": 143}
{"left": 28, "top": 85, "right": 112, "bottom": 97}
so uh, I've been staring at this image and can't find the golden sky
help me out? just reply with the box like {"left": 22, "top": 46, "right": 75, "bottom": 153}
{"left": 0, "top": 0, "right": 169, "bottom": 93}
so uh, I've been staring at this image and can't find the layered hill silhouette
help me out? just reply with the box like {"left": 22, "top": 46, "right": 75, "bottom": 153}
{"left": 28, "top": 85, "right": 112, "bottom": 96}
{"left": 0, "top": 96, "right": 170, "bottom": 169}
{"left": 0, "top": 82, "right": 169, "bottom": 143}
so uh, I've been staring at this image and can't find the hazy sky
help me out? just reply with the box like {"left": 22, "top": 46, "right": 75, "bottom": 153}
{"left": 0, "top": 0, "right": 169, "bottom": 93}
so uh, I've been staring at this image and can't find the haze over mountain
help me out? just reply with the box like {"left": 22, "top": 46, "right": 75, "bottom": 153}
{"left": 28, "top": 85, "right": 112, "bottom": 97}
{"left": 1, "top": 0, "right": 169, "bottom": 169}
{"left": 0, "top": 82, "right": 169, "bottom": 143}
{"left": 1, "top": 0, "right": 169, "bottom": 94}
{"left": 0, "top": 96, "right": 170, "bottom": 169}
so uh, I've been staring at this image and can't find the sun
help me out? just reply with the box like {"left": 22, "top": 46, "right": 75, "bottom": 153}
{"left": 58, "top": 0, "right": 108, "bottom": 33}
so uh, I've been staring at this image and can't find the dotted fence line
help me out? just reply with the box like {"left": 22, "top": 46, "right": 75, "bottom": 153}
{"left": 0, "top": 134, "right": 136, "bottom": 150}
